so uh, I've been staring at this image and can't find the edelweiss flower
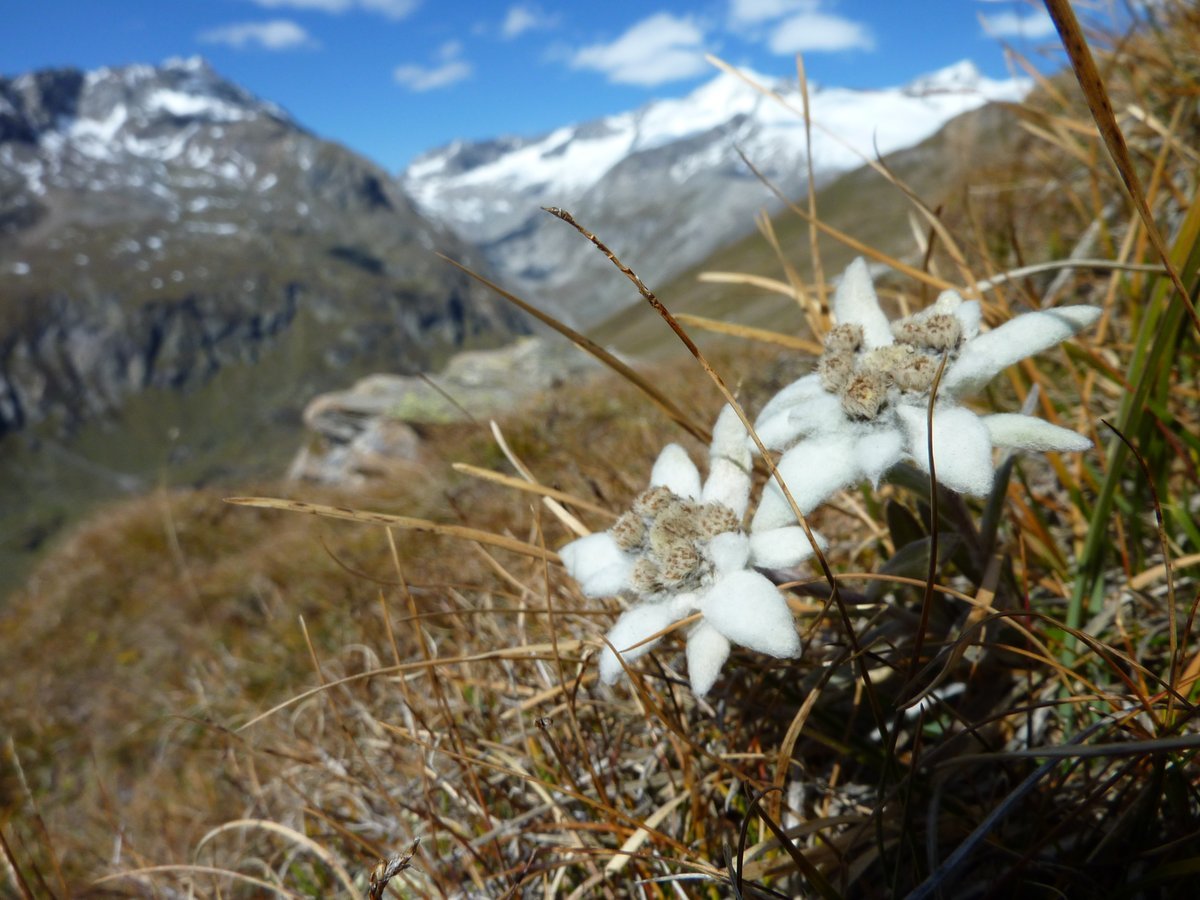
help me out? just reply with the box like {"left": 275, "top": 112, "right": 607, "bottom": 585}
{"left": 752, "top": 258, "right": 1101, "bottom": 531}
{"left": 560, "top": 406, "right": 819, "bottom": 695}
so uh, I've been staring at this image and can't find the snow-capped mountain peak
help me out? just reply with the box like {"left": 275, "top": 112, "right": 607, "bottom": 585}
{"left": 0, "top": 55, "right": 302, "bottom": 205}
{"left": 401, "top": 60, "right": 1027, "bottom": 325}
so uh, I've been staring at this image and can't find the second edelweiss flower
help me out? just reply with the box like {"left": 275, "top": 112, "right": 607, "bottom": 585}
{"left": 561, "top": 406, "right": 819, "bottom": 696}
{"left": 751, "top": 259, "right": 1101, "bottom": 531}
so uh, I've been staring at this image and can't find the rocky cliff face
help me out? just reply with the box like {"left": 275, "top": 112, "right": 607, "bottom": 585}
{"left": 0, "top": 57, "right": 527, "bottom": 437}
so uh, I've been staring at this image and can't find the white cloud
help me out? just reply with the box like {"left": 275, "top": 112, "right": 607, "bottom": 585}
{"left": 729, "top": 0, "right": 812, "bottom": 26}
{"left": 246, "top": 0, "right": 419, "bottom": 20}
{"left": 570, "top": 13, "right": 709, "bottom": 87}
{"left": 767, "top": 11, "right": 875, "bottom": 53}
{"left": 358, "top": 0, "right": 420, "bottom": 19}
{"left": 394, "top": 40, "right": 472, "bottom": 91}
{"left": 501, "top": 4, "right": 555, "bottom": 39}
{"left": 979, "top": 8, "right": 1057, "bottom": 39}
{"left": 199, "top": 19, "right": 316, "bottom": 50}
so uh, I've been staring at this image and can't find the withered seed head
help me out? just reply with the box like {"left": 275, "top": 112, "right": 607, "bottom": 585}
{"left": 891, "top": 351, "right": 939, "bottom": 392}
{"left": 860, "top": 344, "right": 914, "bottom": 377}
{"left": 632, "top": 485, "right": 675, "bottom": 517}
{"left": 658, "top": 543, "right": 701, "bottom": 586}
{"left": 818, "top": 350, "right": 855, "bottom": 393}
{"left": 841, "top": 370, "right": 889, "bottom": 420}
{"left": 652, "top": 502, "right": 704, "bottom": 545}
{"left": 697, "top": 502, "right": 739, "bottom": 538}
{"left": 824, "top": 323, "right": 864, "bottom": 354}
{"left": 610, "top": 511, "right": 645, "bottom": 551}
{"left": 631, "top": 558, "right": 666, "bottom": 593}
{"left": 893, "top": 313, "right": 962, "bottom": 352}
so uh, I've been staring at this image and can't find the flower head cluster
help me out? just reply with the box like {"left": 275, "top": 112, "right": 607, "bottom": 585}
{"left": 561, "top": 406, "right": 819, "bottom": 696}
{"left": 560, "top": 259, "right": 1100, "bottom": 697}
{"left": 751, "top": 259, "right": 1101, "bottom": 531}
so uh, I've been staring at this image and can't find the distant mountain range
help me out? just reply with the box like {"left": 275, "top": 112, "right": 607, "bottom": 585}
{"left": 401, "top": 60, "right": 1026, "bottom": 326}
{"left": 0, "top": 56, "right": 525, "bottom": 437}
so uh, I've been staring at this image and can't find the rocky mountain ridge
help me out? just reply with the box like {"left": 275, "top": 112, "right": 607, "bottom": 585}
{"left": 0, "top": 56, "right": 526, "bottom": 437}
{"left": 401, "top": 60, "right": 1027, "bottom": 326}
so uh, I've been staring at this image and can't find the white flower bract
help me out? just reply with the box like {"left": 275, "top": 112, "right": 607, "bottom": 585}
{"left": 561, "top": 405, "right": 817, "bottom": 695}
{"left": 751, "top": 259, "right": 1100, "bottom": 531}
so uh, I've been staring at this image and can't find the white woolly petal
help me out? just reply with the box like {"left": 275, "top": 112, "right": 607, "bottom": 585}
{"left": 784, "top": 391, "right": 844, "bottom": 431}
{"left": 751, "top": 433, "right": 862, "bottom": 530}
{"left": 698, "top": 570, "right": 800, "bottom": 658}
{"left": 756, "top": 391, "right": 843, "bottom": 452}
{"left": 560, "top": 532, "right": 633, "bottom": 598}
{"left": 855, "top": 426, "right": 905, "bottom": 487}
{"left": 897, "top": 404, "right": 995, "bottom": 497}
{"left": 686, "top": 622, "right": 732, "bottom": 696}
{"left": 749, "top": 526, "right": 821, "bottom": 569}
{"left": 598, "top": 603, "right": 681, "bottom": 685}
{"left": 932, "top": 289, "right": 963, "bottom": 314}
{"left": 666, "top": 591, "right": 701, "bottom": 619}
{"left": 704, "top": 459, "right": 751, "bottom": 518}
{"left": 756, "top": 373, "right": 823, "bottom": 430}
{"left": 833, "top": 257, "right": 893, "bottom": 349}
{"left": 983, "top": 413, "right": 1092, "bottom": 452}
{"left": 710, "top": 404, "right": 749, "bottom": 463}
{"left": 952, "top": 299, "right": 982, "bottom": 340}
{"left": 754, "top": 409, "right": 810, "bottom": 452}
{"left": 650, "top": 443, "right": 702, "bottom": 500}
{"left": 751, "top": 490, "right": 798, "bottom": 532}
{"left": 706, "top": 532, "right": 750, "bottom": 577}
{"left": 704, "top": 407, "right": 752, "bottom": 515}
{"left": 942, "top": 306, "right": 1102, "bottom": 397}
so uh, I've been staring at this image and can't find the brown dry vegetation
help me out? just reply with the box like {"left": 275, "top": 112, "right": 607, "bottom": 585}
{"left": 4, "top": 2, "right": 1200, "bottom": 897}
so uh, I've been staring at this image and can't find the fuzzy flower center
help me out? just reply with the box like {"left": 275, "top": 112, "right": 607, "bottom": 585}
{"left": 610, "top": 485, "right": 740, "bottom": 594}
{"left": 817, "top": 314, "right": 965, "bottom": 420}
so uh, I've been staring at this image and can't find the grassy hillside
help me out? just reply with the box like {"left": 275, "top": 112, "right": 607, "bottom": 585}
{"left": 3, "top": 4, "right": 1200, "bottom": 896}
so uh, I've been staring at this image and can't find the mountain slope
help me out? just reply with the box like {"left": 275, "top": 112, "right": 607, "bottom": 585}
{"left": 402, "top": 61, "right": 1026, "bottom": 326}
{"left": 0, "top": 57, "right": 528, "bottom": 592}
{"left": 0, "top": 57, "right": 527, "bottom": 436}
{"left": 586, "top": 100, "right": 1028, "bottom": 356}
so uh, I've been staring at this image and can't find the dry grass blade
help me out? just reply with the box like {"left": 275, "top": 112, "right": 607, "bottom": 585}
{"left": 195, "top": 819, "right": 359, "bottom": 894}
{"left": 237, "top": 639, "right": 586, "bottom": 731}
{"left": 735, "top": 148, "right": 959, "bottom": 294}
{"left": 604, "top": 792, "right": 691, "bottom": 876}
{"left": 796, "top": 53, "right": 828, "bottom": 319}
{"left": 940, "top": 731, "right": 1200, "bottom": 764}
{"left": 973, "top": 258, "right": 1166, "bottom": 291}
{"left": 94, "top": 865, "right": 306, "bottom": 896}
{"left": 437, "top": 252, "right": 710, "bottom": 444}
{"left": 1101, "top": 417, "right": 1181, "bottom": 714}
{"left": 1044, "top": 0, "right": 1200, "bottom": 334}
{"left": 697, "top": 270, "right": 795, "bottom": 297}
{"left": 1128, "top": 552, "right": 1200, "bottom": 591}
{"left": 451, "top": 462, "right": 613, "bottom": 521}
{"left": 0, "top": 827, "right": 36, "bottom": 900}
{"left": 225, "top": 496, "right": 561, "bottom": 562}
{"left": 486, "top": 419, "right": 593, "bottom": 537}
{"left": 673, "top": 312, "right": 823, "bottom": 354}
{"left": 369, "top": 838, "right": 420, "bottom": 900}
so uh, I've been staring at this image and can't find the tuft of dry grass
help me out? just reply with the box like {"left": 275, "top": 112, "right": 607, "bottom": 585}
{"left": 4, "top": 1, "right": 1200, "bottom": 896}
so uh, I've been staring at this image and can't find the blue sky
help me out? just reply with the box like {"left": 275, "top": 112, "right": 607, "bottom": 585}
{"left": 1, "top": 1, "right": 1065, "bottom": 172}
